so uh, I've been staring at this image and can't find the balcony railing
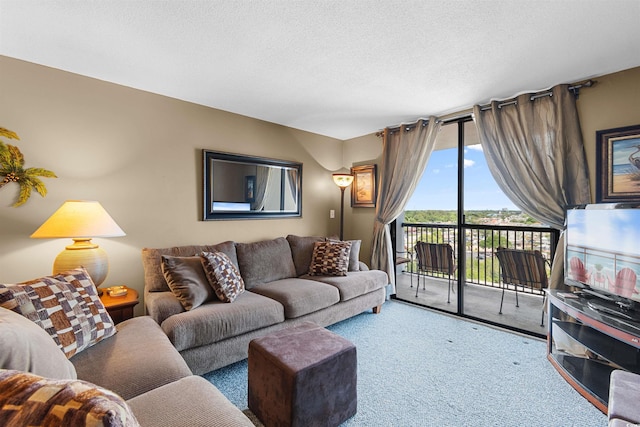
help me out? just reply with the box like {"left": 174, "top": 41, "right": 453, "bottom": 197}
{"left": 400, "top": 222, "right": 560, "bottom": 295}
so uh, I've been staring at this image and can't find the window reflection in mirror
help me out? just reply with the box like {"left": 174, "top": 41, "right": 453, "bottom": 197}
{"left": 203, "top": 150, "right": 302, "bottom": 220}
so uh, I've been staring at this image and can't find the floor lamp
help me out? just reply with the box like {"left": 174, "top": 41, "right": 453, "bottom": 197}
{"left": 332, "top": 173, "right": 354, "bottom": 241}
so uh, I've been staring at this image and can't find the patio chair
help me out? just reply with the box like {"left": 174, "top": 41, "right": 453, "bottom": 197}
{"left": 414, "top": 242, "right": 456, "bottom": 303}
{"left": 396, "top": 249, "right": 413, "bottom": 287}
{"left": 495, "top": 247, "right": 549, "bottom": 326}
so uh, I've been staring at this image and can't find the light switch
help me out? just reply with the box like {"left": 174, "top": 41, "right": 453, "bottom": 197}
{"left": 330, "top": 210, "right": 335, "bottom": 218}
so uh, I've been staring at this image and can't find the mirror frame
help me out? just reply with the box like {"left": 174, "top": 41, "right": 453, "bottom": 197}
{"left": 203, "top": 150, "right": 303, "bottom": 220}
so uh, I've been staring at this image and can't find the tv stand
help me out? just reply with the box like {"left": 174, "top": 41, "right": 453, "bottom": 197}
{"left": 547, "top": 290, "right": 640, "bottom": 413}
{"left": 587, "top": 299, "right": 638, "bottom": 322}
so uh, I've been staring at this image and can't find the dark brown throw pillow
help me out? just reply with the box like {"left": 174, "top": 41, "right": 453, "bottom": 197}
{"left": 161, "top": 255, "right": 215, "bottom": 310}
{"left": 308, "top": 241, "right": 352, "bottom": 276}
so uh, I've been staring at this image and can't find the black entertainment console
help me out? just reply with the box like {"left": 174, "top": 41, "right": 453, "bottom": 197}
{"left": 547, "top": 289, "right": 640, "bottom": 413}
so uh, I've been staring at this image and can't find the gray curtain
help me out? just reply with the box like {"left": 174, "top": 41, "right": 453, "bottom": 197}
{"left": 371, "top": 118, "right": 441, "bottom": 293}
{"left": 473, "top": 84, "right": 591, "bottom": 289}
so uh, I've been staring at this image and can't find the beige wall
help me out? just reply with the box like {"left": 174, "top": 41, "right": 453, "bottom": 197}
{"left": 0, "top": 56, "right": 350, "bottom": 314}
{"left": 576, "top": 66, "right": 640, "bottom": 202}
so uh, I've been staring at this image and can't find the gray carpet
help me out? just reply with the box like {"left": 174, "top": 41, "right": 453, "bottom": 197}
{"left": 203, "top": 300, "right": 607, "bottom": 426}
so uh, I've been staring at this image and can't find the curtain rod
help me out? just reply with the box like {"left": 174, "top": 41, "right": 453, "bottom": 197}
{"left": 376, "top": 79, "right": 595, "bottom": 137}
{"left": 478, "top": 79, "right": 595, "bottom": 111}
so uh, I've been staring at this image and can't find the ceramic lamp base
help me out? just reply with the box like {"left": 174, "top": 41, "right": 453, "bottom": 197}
{"left": 52, "top": 238, "right": 109, "bottom": 288}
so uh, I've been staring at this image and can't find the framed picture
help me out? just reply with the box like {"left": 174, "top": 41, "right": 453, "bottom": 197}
{"left": 596, "top": 124, "right": 640, "bottom": 203}
{"left": 351, "top": 164, "right": 377, "bottom": 208}
{"left": 245, "top": 175, "right": 256, "bottom": 203}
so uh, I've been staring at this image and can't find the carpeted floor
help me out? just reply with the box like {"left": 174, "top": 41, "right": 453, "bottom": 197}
{"left": 202, "top": 300, "right": 607, "bottom": 426}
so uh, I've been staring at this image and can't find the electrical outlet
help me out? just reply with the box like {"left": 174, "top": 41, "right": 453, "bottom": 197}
{"left": 330, "top": 209, "right": 335, "bottom": 218}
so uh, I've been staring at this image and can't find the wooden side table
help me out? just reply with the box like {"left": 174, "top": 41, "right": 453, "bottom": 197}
{"left": 100, "top": 286, "right": 139, "bottom": 324}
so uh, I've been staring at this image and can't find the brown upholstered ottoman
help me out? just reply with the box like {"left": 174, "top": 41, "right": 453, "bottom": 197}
{"left": 248, "top": 321, "right": 357, "bottom": 427}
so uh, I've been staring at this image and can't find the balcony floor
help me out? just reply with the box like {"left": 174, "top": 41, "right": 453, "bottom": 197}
{"left": 394, "top": 271, "right": 548, "bottom": 336}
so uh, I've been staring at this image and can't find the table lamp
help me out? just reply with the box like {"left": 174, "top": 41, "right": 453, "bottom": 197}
{"left": 31, "top": 200, "right": 126, "bottom": 293}
{"left": 332, "top": 173, "right": 354, "bottom": 241}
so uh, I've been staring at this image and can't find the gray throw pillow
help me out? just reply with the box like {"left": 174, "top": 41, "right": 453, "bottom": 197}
{"left": 327, "top": 238, "right": 362, "bottom": 271}
{"left": 161, "top": 255, "right": 216, "bottom": 310}
{"left": 286, "top": 235, "right": 326, "bottom": 276}
{"left": 0, "top": 307, "right": 77, "bottom": 379}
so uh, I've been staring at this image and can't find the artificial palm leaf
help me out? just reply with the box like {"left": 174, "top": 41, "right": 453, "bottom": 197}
{"left": 0, "top": 127, "right": 57, "bottom": 207}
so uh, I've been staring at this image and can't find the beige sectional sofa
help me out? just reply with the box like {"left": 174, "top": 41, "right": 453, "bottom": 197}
{"left": 142, "top": 235, "right": 389, "bottom": 374}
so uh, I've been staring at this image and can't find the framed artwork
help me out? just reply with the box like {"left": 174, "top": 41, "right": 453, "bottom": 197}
{"left": 596, "top": 124, "right": 640, "bottom": 203}
{"left": 351, "top": 164, "right": 377, "bottom": 208}
{"left": 245, "top": 175, "right": 256, "bottom": 203}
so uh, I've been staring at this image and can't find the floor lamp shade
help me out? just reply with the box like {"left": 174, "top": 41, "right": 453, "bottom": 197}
{"left": 30, "top": 200, "right": 126, "bottom": 287}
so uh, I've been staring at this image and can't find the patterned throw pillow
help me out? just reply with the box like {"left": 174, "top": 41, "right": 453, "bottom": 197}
{"left": 200, "top": 251, "right": 245, "bottom": 303}
{"left": 0, "top": 369, "right": 140, "bottom": 427}
{"left": 0, "top": 268, "right": 116, "bottom": 359}
{"left": 308, "top": 241, "right": 352, "bottom": 276}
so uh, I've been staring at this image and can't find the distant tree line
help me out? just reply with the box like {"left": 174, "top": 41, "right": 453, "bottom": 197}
{"left": 403, "top": 209, "right": 539, "bottom": 225}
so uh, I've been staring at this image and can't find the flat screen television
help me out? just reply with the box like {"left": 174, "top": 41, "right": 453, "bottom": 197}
{"left": 565, "top": 203, "right": 640, "bottom": 315}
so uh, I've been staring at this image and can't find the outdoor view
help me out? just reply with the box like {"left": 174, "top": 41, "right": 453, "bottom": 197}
{"left": 396, "top": 122, "right": 555, "bottom": 334}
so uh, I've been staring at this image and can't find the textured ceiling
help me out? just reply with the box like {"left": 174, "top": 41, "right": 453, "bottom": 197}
{"left": 1, "top": 1, "right": 639, "bottom": 140}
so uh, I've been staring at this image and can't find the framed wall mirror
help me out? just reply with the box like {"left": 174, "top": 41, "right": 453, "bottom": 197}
{"left": 203, "top": 150, "right": 302, "bottom": 220}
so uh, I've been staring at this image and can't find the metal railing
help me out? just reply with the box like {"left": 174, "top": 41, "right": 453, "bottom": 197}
{"left": 400, "top": 222, "right": 560, "bottom": 295}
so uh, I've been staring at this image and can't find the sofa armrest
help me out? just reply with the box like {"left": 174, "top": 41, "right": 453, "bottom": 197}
{"left": 145, "top": 290, "right": 185, "bottom": 324}
{"left": 358, "top": 261, "right": 369, "bottom": 271}
{"left": 127, "top": 376, "right": 254, "bottom": 427}
{"left": 71, "top": 316, "right": 192, "bottom": 400}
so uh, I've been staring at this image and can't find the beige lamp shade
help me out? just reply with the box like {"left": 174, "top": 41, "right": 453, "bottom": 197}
{"left": 31, "top": 200, "right": 126, "bottom": 287}
{"left": 332, "top": 173, "right": 354, "bottom": 188}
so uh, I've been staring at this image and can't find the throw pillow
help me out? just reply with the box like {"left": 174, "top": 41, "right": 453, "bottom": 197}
{"left": 0, "top": 369, "right": 140, "bottom": 427}
{"left": 161, "top": 255, "right": 215, "bottom": 311}
{"left": 0, "top": 268, "right": 116, "bottom": 359}
{"left": 200, "top": 251, "right": 245, "bottom": 303}
{"left": 327, "top": 238, "right": 362, "bottom": 271}
{"left": 0, "top": 307, "right": 77, "bottom": 379}
{"left": 308, "top": 241, "right": 352, "bottom": 276}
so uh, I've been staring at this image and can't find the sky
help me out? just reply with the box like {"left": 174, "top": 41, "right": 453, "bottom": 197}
{"left": 405, "top": 144, "right": 518, "bottom": 211}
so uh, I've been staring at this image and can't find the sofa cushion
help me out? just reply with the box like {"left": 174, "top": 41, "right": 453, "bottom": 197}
{"left": 0, "top": 268, "right": 116, "bottom": 359}
{"left": 0, "top": 307, "right": 77, "bottom": 380}
{"left": 308, "top": 241, "right": 352, "bottom": 276}
{"left": 200, "top": 251, "right": 245, "bottom": 303}
{"left": 142, "top": 241, "right": 238, "bottom": 292}
{"left": 305, "top": 270, "right": 389, "bottom": 301}
{"left": 70, "top": 316, "right": 192, "bottom": 401}
{"left": 236, "top": 237, "right": 297, "bottom": 289}
{"left": 160, "top": 291, "right": 285, "bottom": 351}
{"left": 127, "top": 375, "right": 254, "bottom": 427}
{"left": 161, "top": 255, "right": 215, "bottom": 310}
{"left": 0, "top": 369, "right": 139, "bottom": 427}
{"left": 248, "top": 278, "right": 341, "bottom": 318}
{"left": 286, "top": 235, "right": 326, "bottom": 276}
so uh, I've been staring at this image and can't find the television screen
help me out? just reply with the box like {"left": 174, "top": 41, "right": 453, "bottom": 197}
{"left": 565, "top": 203, "right": 640, "bottom": 303}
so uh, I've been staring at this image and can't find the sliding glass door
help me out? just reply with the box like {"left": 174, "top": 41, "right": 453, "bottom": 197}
{"left": 395, "top": 118, "right": 552, "bottom": 337}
